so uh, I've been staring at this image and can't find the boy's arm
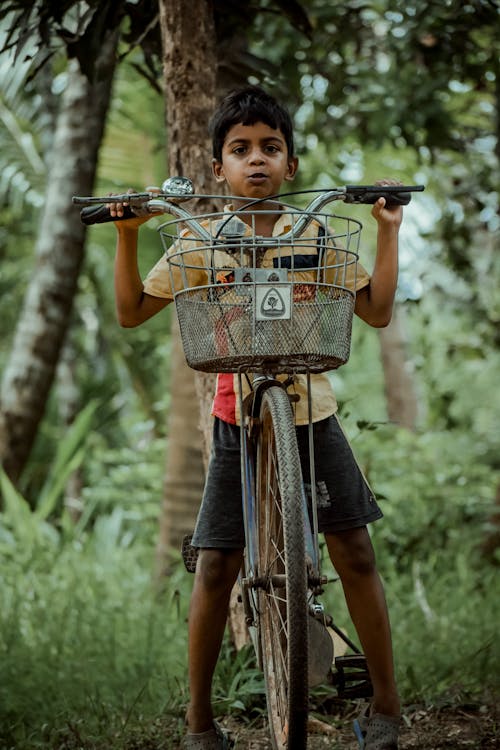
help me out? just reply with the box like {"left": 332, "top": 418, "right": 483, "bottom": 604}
{"left": 354, "top": 192, "right": 403, "bottom": 328}
{"left": 113, "top": 209, "right": 170, "bottom": 327}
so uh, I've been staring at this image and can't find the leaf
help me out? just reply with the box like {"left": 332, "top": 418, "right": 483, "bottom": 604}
{"left": 0, "top": 467, "right": 61, "bottom": 551}
{"left": 356, "top": 419, "right": 380, "bottom": 431}
{"left": 35, "top": 399, "right": 100, "bottom": 521}
{"left": 0, "top": 466, "right": 33, "bottom": 526}
{"left": 270, "top": 0, "right": 313, "bottom": 38}
{"left": 35, "top": 447, "right": 86, "bottom": 521}
{"left": 229, "top": 699, "right": 246, "bottom": 711}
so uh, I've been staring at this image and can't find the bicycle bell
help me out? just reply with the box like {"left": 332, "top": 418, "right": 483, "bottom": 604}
{"left": 161, "top": 176, "right": 195, "bottom": 201}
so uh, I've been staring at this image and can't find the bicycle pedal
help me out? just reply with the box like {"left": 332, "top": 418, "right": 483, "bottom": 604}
{"left": 181, "top": 534, "right": 199, "bottom": 573}
{"left": 335, "top": 654, "right": 368, "bottom": 669}
{"left": 331, "top": 654, "right": 373, "bottom": 699}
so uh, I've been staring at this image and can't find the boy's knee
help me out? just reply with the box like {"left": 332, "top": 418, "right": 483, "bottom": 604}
{"left": 326, "top": 527, "right": 377, "bottom": 578}
{"left": 196, "top": 548, "right": 243, "bottom": 592}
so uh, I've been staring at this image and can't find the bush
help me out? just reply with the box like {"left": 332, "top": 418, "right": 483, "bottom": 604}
{"left": 321, "top": 419, "right": 500, "bottom": 702}
{"left": 0, "top": 502, "right": 190, "bottom": 749}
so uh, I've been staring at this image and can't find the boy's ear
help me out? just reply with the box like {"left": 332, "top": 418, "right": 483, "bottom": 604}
{"left": 212, "top": 158, "right": 225, "bottom": 183}
{"left": 285, "top": 156, "right": 299, "bottom": 182}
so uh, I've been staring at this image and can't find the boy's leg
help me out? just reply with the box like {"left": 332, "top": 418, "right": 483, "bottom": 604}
{"left": 186, "top": 547, "right": 244, "bottom": 733}
{"left": 324, "top": 527, "right": 400, "bottom": 717}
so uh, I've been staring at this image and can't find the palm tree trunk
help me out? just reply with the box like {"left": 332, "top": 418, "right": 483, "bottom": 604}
{"left": 0, "top": 32, "right": 119, "bottom": 487}
{"left": 155, "top": 316, "right": 207, "bottom": 575}
{"left": 155, "top": 0, "right": 218, "bottom": 572}
{"left": 156, "top": 0, "right": 249, "bottom": 647}
{"left": 162, "top": 0, "right": 219, "bottom": 463}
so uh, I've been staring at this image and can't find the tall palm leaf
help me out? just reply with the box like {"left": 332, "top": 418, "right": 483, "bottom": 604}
{"left": 0, "top": 27, "right": 47, "bottom": 211}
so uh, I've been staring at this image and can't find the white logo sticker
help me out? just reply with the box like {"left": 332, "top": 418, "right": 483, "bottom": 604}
{"left": 256, "top": 284, "right": 292, "bottom": 320}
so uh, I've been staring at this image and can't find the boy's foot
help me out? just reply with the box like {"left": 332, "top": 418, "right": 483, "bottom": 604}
{"left": 183, "top": 721, "right": 231, "bottom": 750}
{"left": 353, "top": 709, "right": 400, "bottom": 749}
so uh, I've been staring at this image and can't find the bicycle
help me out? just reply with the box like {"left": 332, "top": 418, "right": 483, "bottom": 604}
{"left": 74, "top": 179, "right": 423, "bottom": 750}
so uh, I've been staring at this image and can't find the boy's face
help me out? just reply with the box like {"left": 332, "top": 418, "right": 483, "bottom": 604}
{"left": 212, "top": 121, "right": 298, "bottom": 200}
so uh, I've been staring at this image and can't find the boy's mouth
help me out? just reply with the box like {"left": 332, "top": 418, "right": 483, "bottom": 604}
{"left": 247, "top": 173, "right": 268, "bottom": 183}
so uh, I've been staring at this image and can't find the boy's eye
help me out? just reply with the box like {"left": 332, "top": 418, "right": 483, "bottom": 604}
{"left": 230, "top": 144, "right": 281, "bottom": 155}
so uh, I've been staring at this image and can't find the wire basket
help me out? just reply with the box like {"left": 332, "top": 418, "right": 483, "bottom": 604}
{"left": 158, "top": 207, "right": 362, "bottom": 374}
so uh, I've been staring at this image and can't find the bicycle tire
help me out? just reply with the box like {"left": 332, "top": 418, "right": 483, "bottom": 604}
{"left": 256, "top": 386, "right": 308, "bottom": 750}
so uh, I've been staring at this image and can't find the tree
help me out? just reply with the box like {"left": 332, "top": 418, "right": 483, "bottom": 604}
{"left": 0, "top": 0, "right": 163, "bottom": 490}
{"left": 0, "top": 32, "right": 119, "bottom": 485}
{"left": 378, "top": 307, "right": 418, "bottom": 430}
{"left": 154, "top": 0, "right": 314, "bottom": 562}
{"left": 0, "top": 0, "right": 312, "bottom": 499}
{"left": 3, "top": 0, "right": 497, "bottom": 552}
{"left": 154, "top": 0, "right": 219, "bottom": 569}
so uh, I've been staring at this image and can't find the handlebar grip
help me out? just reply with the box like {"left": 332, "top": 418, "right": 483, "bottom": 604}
{"left": 80, "top": 204, "right": 136, "bottom": 225}
{"left": 344, "top": 186, "right": 424, "bottom": 206}
{"left": 344, "top": 190, "right": 412, "bottom": 206}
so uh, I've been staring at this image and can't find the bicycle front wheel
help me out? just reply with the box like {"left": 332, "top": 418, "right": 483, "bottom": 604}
{"left": 256, "top": 386, "right": 308, "bottom": 750}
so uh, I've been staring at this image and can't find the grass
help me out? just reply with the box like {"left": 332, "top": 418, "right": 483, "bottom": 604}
{"left": 2, "top": 523, "right": 498, "bottom": 748}
{"left": 1, "top": 419, "right": 499, "bottom": 748}
{"left": 0, "top": 521, "right": 190, "bottom": 749}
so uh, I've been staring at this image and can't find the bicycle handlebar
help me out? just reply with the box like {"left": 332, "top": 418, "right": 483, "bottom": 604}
{"left": 73, "top": 178, "right": 425, "bottom": 239}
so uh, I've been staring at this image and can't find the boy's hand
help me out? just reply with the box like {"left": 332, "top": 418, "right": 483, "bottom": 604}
{"left": 371, "top": 179, "right": 403, "bottom": 228}
{"left": 109, "top": 187, "right": 161, "bottom": 228}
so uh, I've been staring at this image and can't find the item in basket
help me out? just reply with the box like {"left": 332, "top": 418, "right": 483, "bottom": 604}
{"left": 216, "top": 270, "right": 235, "bottom": 284}
{"left": 293, "top": 283, "right": 316, "bottom": 302}
{"left": 214, "top": 304, "right": 249, "bottom": 357}
{"left": 212, "top": 216, "right": 247, "bottom": 238}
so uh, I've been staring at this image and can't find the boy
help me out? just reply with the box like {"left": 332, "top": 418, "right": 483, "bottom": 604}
{"left": 111, "top": 86, "right": 402, "bottom": 750}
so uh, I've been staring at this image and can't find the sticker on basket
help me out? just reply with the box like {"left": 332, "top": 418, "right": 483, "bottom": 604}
{"left": 256, "top": 284, "right": 292, "bottom": 320}
{"left": 234, "top": 268, "right": 288, "bottom": 284}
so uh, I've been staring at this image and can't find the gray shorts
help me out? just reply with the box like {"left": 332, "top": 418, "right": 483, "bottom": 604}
{"left": 191, "top": 415, "right": 382, "bottom": 549}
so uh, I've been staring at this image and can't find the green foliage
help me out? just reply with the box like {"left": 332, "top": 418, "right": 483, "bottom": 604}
{"left": 213, "top": 643, "right": 265, "bottom": 716}
{"left": 1, "top": 1, "right": 499, "bottom": 746}
{"left": 0, "top": 1, "right": 162, "bottom": 83}
{"left": 319, "top": 416, "right": 500, "bottom": 703}
{"left": 1, "top": 414, "right": 499, "bottom": 748}
{"left": 366, "top": 430, "right": 494, "bottom": 560}
{"left": 247, "top": 0, "right": 498, "bottom": 157}
{"left": 1, "top": 398, "right": 101, "bottom": 520}
{"left": 35, "top": 399, "right": 100, "bottom": 520}
{"left": 0, "top": 469, "right": 60, "bottom": 559}
{"left": 0, "top": 489, "right": 190, "bottom": 750}
{"left": 0, "top": 471, "right": 262, "bottom": 748}
{"left": 79, "top": 436, "right": 166, "bottom": 541}
{"left": 95, "top": 46, "right": 166, "bottom": 190}
{"left": 0, "top": 24, "right": 48, "bottom": 211}
{"left": 389, "top": 554, "right": 499, "bottom": 701}
{"left": 0, "top": 50, "right": 171, "bottom": 508}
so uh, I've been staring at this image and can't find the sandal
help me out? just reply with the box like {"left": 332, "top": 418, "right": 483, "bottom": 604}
{"left": 353, "top": 709, "right": 400, "bottom": 750}
{"left": 183, "top": 720, "right": 231, "bottom": 750}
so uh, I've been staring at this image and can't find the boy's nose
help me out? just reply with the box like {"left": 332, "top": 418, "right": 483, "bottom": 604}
{"left": 248, "top": 149, "right": 265, "bottom": 164}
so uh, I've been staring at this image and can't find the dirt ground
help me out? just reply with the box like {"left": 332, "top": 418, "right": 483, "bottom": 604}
{"left": 52, "top": 697, "right": 499, "bottom": 749}
{"left": 219, "top": 700, "right": 500, "bottom": 749}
